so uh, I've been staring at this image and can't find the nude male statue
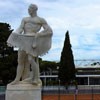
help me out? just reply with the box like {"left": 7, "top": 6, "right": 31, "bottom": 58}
{"left": 7, "top": 4, "right": 53, "bottom": 85}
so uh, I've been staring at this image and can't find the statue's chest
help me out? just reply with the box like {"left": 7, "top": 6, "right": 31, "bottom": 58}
{"left": 25, "top": 18, "right": 41, "bottom": 25}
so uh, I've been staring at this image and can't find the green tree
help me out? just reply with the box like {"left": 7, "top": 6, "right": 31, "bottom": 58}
{"left": 58, "top": 31, "right": 76, "bottom": 85}
{"left": 0, "top": 23, "right": 13, "bottom": 58}
{"left": 39, "top": 59, "right": 57, "bottom": 72}
{"left": 0, "top": 23, "right": 17, "bottom": 85}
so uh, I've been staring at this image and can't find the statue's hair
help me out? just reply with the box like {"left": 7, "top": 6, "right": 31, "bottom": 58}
{"left": 29, "top": 4, "right": 38, "bottom": 11}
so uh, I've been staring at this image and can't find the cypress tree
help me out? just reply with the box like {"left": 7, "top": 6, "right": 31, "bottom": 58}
{"left": 58, "top": 31, "right": 76, "bottom": 85}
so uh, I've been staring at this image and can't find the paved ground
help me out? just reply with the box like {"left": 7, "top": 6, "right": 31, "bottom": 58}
{"left": 1, "top": 93, "right": 100, "bottom": 100}
{"left": 43, "top": 94, "right": 100, "bottom": 100}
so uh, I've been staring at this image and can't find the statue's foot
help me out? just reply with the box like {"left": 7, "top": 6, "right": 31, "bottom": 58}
{"left": 20, "top": 78, "right": 32, "bottom": 84}
{"left": 9, "top": 80, "right": 19, "bottom": 85}
{"left": 17, "top": 78, "right": 42, "bottom": 86}
{"left": 31, "top": 79, "right": 42, "bottom": 86}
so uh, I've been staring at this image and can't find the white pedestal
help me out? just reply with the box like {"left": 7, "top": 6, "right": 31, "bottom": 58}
{"left": 6, "top": 84, "right": 41, "bottom": 100}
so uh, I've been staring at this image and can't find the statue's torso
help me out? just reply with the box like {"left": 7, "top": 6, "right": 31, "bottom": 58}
{"left": 23, "top": 17, "right": 42, "bottom": 35}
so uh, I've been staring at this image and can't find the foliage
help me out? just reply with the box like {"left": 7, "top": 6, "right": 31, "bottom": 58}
{"left": 0, "top": 23, "right": 17, "bottom": 85}
{"left": 0, "top": 23, "right": 13, "bottom": 58}
{"left": 39, "top": 59, "right": 58, "bottom": 72}
{"left": 58, "top": 31, "right": 76, "bottom": 85}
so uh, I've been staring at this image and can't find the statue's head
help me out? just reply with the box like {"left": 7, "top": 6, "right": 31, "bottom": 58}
{"left": 28, "top": 4, "right": 38, "bottom": 16}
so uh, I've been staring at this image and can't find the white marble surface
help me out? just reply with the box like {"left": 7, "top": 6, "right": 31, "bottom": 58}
{"left": 6, "top": 84, "right": 41, "bottom": 100}
{"left": 7, "top": 4, "right": 53, "bottom": 86}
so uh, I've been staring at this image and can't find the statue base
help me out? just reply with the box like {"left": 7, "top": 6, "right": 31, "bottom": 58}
{"left": 6, "top": 84, "right": 41, "bottom": 100}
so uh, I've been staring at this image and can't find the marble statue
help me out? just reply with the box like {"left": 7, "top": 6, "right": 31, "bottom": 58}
{"left": 7, "top": 4, "right": 53, "bottom": 86}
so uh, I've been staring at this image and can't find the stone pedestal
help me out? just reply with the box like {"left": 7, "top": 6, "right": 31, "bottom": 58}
{"left": 6, "top": 84, "right": 41, "bottom": 100}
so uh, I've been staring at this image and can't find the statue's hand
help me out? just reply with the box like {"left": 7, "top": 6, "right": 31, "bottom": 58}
{"left": 32, "top": 43, "right": 37, "bottom": 48}
{"left": 7, "top": 43, "right": 12, "bottom": 47}
{"left": 32, "top": 35, "right": 37, "bottom": 48}
{"left": 36, "top": 32, "right": 52, "bottom": 37}
{"left": 35, "top": 32, "right": 40, "bottom": 37}
{"left": 36, "top": 32, "right": 44, "bottom": 37}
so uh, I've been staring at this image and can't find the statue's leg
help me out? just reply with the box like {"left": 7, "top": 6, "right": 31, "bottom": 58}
{"left": 28, "top": 55, "right": 42, "bottom": 85}
{"left": 9, "top": 50, "right": 26, "bottom": 85}
{"left": 22, "top": 54, "right": 30, "bottom": 80}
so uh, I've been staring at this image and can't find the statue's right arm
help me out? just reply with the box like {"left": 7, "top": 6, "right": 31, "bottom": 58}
{"left": 14, "top": 18, "right": 25, "bottom": 34}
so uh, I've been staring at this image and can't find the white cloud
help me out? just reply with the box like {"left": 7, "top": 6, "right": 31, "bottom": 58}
{"left": 0, "top": 0, "right": 100, "bottom": 61}
{"left": 42, "top": 49, "right": 61, "bottom": 61}
{"left": 73, "top": 49, "right": 100, "bottom": 60}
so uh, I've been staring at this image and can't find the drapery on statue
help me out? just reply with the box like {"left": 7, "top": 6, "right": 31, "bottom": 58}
{"left": 7, "top": 4, "right": 53, "bottom": 86}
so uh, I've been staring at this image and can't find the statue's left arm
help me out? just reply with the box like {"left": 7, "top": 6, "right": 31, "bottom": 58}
{"left": 37, "top": 18, "right": 53, "bottom": 36}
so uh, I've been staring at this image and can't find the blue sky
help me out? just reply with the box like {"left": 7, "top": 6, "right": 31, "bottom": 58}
{"left": 0, "top": 0, "right": 100, "bottom": 61}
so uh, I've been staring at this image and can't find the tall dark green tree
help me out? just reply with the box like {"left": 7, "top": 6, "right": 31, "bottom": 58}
{"left": 58, "top": 31, "right": 76, "bottom": 85}
{"left": 0, "top": 23, "right": 17, "bottom": 85}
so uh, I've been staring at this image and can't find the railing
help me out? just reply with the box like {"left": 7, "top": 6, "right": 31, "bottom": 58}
{"left": 0, "top": 86, "right": 6, "bottom": 94}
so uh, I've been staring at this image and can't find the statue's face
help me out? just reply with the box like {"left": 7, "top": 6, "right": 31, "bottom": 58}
{"left": 28, "top": 7, "right": 34, "bottom": 16}
{"left": 28, "top": 4, "right": 37, "bottom": 16}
